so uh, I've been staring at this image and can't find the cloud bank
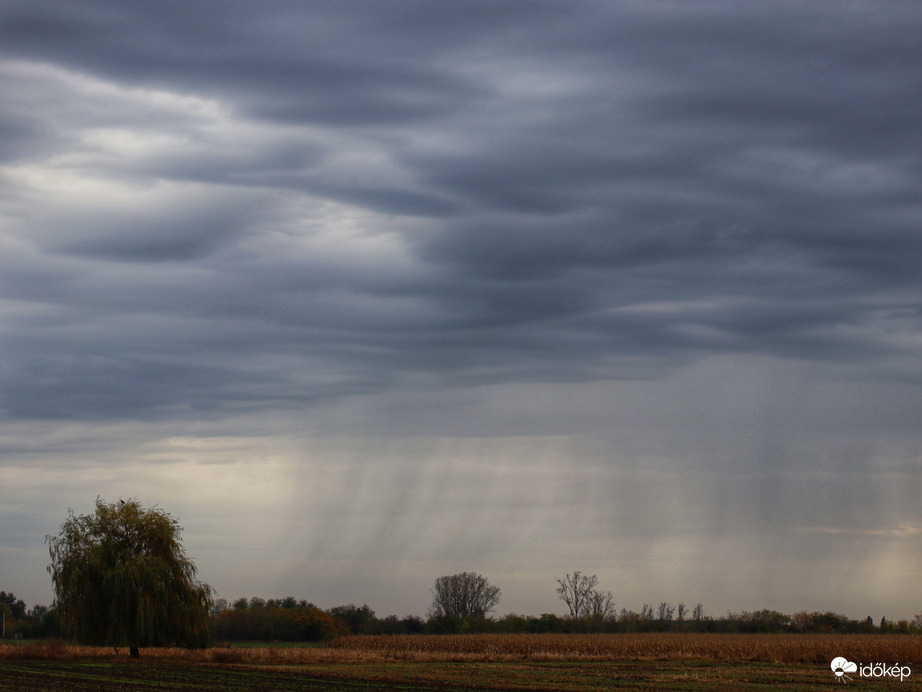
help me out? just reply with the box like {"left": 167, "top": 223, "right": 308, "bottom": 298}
{"left": 1, "top": 1, "right": 920, "bottom": 619}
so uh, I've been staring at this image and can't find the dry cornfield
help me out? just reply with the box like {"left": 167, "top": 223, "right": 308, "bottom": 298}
{"left": 3, "top": 633, "right": 921, "bottom": 664}
{"left": 326, "top": 633, "right": 922, "bottom": 664}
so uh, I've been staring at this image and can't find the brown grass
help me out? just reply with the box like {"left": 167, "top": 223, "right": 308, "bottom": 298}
{"left": 0, "top": 639, "right": 70, "bottom": 659}
{"left": 2, "top": 633, "right": 920, "bottom": 665}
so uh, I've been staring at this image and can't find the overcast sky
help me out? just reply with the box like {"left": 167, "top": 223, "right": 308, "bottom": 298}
{"left": 1, "top": 1, "right": 921, "bottom": 621}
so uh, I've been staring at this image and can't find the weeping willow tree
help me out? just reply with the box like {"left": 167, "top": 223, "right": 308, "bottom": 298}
{"left": 47, "top": 498, "right": 212, "bottom": 657}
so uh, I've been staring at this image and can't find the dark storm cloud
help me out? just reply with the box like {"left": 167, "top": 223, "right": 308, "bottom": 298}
{"left": 1, "top": 0, "right": 921, "bottom": 421}
{"left": 0, "top": 0, "right": 497, "bottom": 124}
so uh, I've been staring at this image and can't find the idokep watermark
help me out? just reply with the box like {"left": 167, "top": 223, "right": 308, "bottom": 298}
{"left": 831, "top": 657, "right": 912, "bottom": 683}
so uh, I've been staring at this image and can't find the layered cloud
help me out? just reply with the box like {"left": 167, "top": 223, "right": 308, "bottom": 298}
{"left": 1, "top": 1, "right": 920, "bottom": 617}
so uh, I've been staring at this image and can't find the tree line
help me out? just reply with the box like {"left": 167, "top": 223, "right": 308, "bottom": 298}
{"left": 6, "top": 586, "right": 922, "bottom": 642}
{"left": 6, "top": 499, "right": 920, "bottom": 652}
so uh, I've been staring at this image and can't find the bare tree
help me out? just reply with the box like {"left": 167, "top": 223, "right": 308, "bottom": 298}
{"left": 676, "top": 602, "right": 687, "bottom": 621}
{"left": 429, "top": 572, "right": 500, "bottom": 618}
{"left": 692, "top": 603, "right": 705, "bottom": 621}
{"left": 555, "top": 572, "right": 599, "bottom": 619}
{"left": 657, "top": 602, "right": 674, "bottom": 622}
{"left": 587, "top": 588, "right": 616, "bottom": 620}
